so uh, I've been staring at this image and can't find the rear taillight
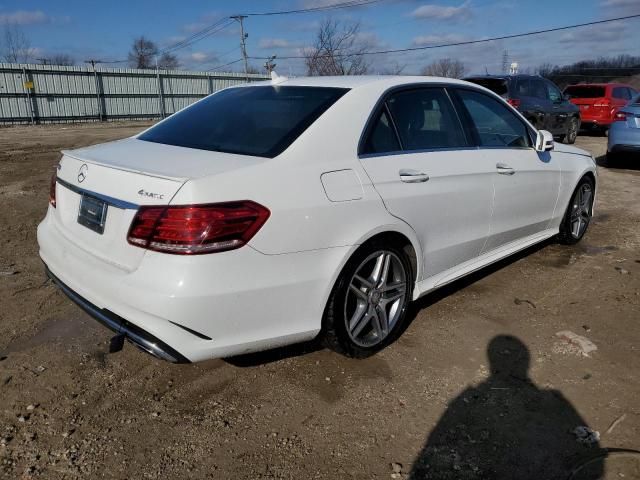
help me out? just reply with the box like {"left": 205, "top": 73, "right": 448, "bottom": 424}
{"left": 507, "top": 98, "right": 521, "bottom": 108}
{"left": 613, "top": 111, "right": 628, "bottom": 122}
{"left": 127, "top": 201, "right": 270, "bottom": 255}
{"left": 49, "top": 169, "right": 57, "bottom": 207}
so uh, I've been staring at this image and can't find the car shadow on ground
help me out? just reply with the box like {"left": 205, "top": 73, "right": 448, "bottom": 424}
{"left": 406, "top": 335, "right": 607, "bottom": 480}
{"left": 596, "top": 153, "right": 640, "bottom": 171}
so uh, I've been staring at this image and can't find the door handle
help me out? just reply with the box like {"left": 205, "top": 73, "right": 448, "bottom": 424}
{"left": 399, "top": 169, "right": 429, "bottom": 183}
{"left": 496, "top": 163, "right": 515, "bottom": 175}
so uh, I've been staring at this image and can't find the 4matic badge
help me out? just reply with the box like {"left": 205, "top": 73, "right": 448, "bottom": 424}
{"left": 138, "top": 189, "right": 165, "bottom": 200}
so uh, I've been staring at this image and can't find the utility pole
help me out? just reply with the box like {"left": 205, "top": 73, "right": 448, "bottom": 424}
{"left": 501, "top": 50, "right": 509, "bottom": 75}
{"left": 84, "top": 59, "right": 104, "bottom": 121}
{"left": 231, "top": 15, "right": 249, "bottom": 81}
{"left": 84, "top": 59, "right": 102, "bottom": 69}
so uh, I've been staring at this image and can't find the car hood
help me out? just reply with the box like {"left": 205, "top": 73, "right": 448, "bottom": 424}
{"left": 553, "top": 144, "right": 591, "bottom": 158}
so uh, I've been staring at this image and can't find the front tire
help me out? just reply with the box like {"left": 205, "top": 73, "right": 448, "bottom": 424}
{"left": 322, "top": 241, "right": 413, "bottom": 358}
{"left": 558, "top": 177, "right": 594, "bottom": 245}
{"left": 562, "top": 117, "right": 579, "bottom": 144}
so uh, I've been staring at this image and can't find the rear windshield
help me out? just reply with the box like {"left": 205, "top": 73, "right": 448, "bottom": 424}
{"left": 564, "top": 86, "right": 606, "bottom": 99}
{"left": 138, "top": 86, "right": 349, "bottom": 158}
{"left": 464, "top": 78, "right": 508, "bottom": 97}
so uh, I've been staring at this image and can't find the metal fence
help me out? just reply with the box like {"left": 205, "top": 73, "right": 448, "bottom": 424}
{"left": 0, "top": 63, "right": 268, "bottom": 125}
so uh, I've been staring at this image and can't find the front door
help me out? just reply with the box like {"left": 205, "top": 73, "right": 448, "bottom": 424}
{"left": 453, "top": 88, "right": 561, "bottom": 252}
{"left": 358, "top": 87, "right": 495, "bottom": 279}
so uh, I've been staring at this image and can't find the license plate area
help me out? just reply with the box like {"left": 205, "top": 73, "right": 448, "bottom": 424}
{"left": 77, "top": 193, "right": 108, "bottom": 234}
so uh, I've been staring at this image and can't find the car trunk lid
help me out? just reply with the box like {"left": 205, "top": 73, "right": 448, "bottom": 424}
{"left": 52, "top": 137, "right": 265, "bottom": 271}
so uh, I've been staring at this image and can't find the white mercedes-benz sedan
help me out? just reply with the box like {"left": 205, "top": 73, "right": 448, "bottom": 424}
{"left": 38, "top": 75, "right": 597, "bottom": 363}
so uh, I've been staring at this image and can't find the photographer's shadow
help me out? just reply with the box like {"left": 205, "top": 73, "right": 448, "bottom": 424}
{"left": 409, "top": 335, "right": 604, "bottom": 479}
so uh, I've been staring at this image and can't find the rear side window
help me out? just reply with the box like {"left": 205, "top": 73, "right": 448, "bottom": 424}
{"left": 464, "top": 78, "right": 509, "bottom": 97}
{"left": 361, "top": 109, "right": 400, "bottom": 154}
{"left": 139, "top": 86, "right": 348, "bottom": 158}
{"left": 564, "top": 86, "right": 606, "bottom": 99}
{"left": 528, "top": 79, "right": 548, "bottom": 100}
{"left": 456, "top": 89, "right": 532, "bottom": 148}
{"left": 386, "top": 88, "right": 467, "bottom": 151}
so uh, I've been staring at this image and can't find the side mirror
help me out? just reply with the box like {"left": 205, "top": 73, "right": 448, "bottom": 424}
{"left": 535, "top": 130, "right": 554, "bottom": 152}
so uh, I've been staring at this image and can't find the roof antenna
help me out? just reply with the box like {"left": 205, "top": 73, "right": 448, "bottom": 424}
{"left": 271, "top": 70, "right": 288, "bottom": 84}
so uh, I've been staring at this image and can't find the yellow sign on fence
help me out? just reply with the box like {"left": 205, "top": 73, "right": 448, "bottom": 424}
{"left": 23, "top": 81, "right": 34, "bottom": 89}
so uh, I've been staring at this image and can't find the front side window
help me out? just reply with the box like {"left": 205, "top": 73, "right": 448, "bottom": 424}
{"left": 385, "top": 88, "right": 467, "bottom": 151}
{"left": 613, "top": 87, "right": 631, "bottom": 100}
{"left": 546, "top": 81, "right": 563, "bottom": 103}
{"left": 139, "top": 86, "right": 348, "bottom": 158}
{"left": 456, "top": 89, "right": 532, "bottom": 148}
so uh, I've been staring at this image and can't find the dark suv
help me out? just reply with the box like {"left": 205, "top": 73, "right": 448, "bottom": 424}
{"left": 463, "top": 74, "right": 581, "bottom": 144}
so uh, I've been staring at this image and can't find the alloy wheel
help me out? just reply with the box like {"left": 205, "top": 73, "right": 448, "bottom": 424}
{"left": 570, "top": 183, "right": 593, "bottom": 239}
{"left": 344, "top": 250, "right": 408, "bottom": 348}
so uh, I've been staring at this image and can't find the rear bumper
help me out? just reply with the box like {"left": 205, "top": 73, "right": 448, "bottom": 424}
{"left": 37, "top": 208, "right": 351, "bottom": 362}
{"left": 608, "top": 123, "right": 640, "bottom": 153}
{"left": 45, "top": 266, "right": 189, "bottom": 363}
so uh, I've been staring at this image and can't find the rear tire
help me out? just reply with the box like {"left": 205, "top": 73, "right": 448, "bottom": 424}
{"left": 322, "top": 240, "right": 413, "bottom": 358}
{"left": 558, "top": 176, "right": 594, "bottom": 245}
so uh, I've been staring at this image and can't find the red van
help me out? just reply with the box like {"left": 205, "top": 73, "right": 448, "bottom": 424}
{"left": 564, "top": 83, "right": 638, "bottom": 133}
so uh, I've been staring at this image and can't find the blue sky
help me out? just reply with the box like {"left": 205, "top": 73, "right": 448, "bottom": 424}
{"left": 0, "top": 0, "right": 638, "bottom": 75}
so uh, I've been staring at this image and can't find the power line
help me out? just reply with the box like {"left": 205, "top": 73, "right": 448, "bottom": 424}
{"left": 161, "top": 18, "right": 234, "bottom": 54}
{"left": 237, "top": 0, "right": 387, "bottom": 17}
{"left": 249, "top": 13, "right": 640, "bottom": 60}
{"left": 207, "top": 58, "right": 244, "bottom": 71}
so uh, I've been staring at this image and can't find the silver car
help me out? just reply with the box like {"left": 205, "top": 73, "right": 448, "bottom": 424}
{"left": 608, "top": 94, "right": 640, "bottom": 162}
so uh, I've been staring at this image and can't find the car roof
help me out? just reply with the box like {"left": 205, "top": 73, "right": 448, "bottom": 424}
{"left": 246, "top": 75, "right": 474, "bottom": 90}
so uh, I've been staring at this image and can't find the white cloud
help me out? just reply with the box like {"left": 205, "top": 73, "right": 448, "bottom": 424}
{"left": 0, "top": 10, "right": 57, "bottom": 25}
{"left": 259, "top": 38, "right": 297, "bottom": 49}
{"left": 190, "top": 52, "right": 209, "bottom": 62}
{"left": 412, "top": 33, "right": 469, "bottom": 47}
{"left": 410, "top": 2, "right": 472, "bottom": 21}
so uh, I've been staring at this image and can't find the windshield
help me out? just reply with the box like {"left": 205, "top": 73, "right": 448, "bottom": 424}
{"left": 139, "top": 86, "right": 349, "bottom": 158}
{"left": 564, "top": 86, "right": 605, "bottom": 99}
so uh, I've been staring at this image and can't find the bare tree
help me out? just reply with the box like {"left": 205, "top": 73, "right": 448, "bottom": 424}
{"left": 379, "top": 60, "right": 406, "bottom": 75}
{"left": 128, "top": 36, "right": 158, "bottom": 69}
{"left": 49, "top": 53, "right": 75, "bottom": 66}
{"left": 304, "top": 18, "right": 371, "bottom": 76}
{"left": 157, "top": 52, "right": 178, "bottom": 70}
{"left": 2, "top": 25, "right": 35, "bottom": 63}
{"left": 421, "top": 58, "right": 466, "bottom": 79}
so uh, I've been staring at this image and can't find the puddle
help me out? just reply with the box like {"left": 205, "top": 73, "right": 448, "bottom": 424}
{"left": 579, "top": 244, "right": 618, "bottom": 255}
{"left": 538, "top": 244, "right": 617, "bottom": 268}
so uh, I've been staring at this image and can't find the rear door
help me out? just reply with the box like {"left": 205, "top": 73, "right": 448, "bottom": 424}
{"left": 452, "top": 88, "right": 561, "bottom": 251}
{"left": 359, "top": 87, "right": 495, "bottom": 278}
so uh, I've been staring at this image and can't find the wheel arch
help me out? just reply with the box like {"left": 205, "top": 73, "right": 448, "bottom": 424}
{"left": 319, "top": 224, "right": 423, "bottom": 325}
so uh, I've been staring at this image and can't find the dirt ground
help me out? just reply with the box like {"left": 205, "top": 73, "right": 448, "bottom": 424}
{"left": 0, "top": 123, "right": 639, "bottom": 479}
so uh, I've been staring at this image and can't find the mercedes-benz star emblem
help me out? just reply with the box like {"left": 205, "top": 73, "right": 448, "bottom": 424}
{"left": 77, "top": 164, "right": 88, "bottom": 183}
